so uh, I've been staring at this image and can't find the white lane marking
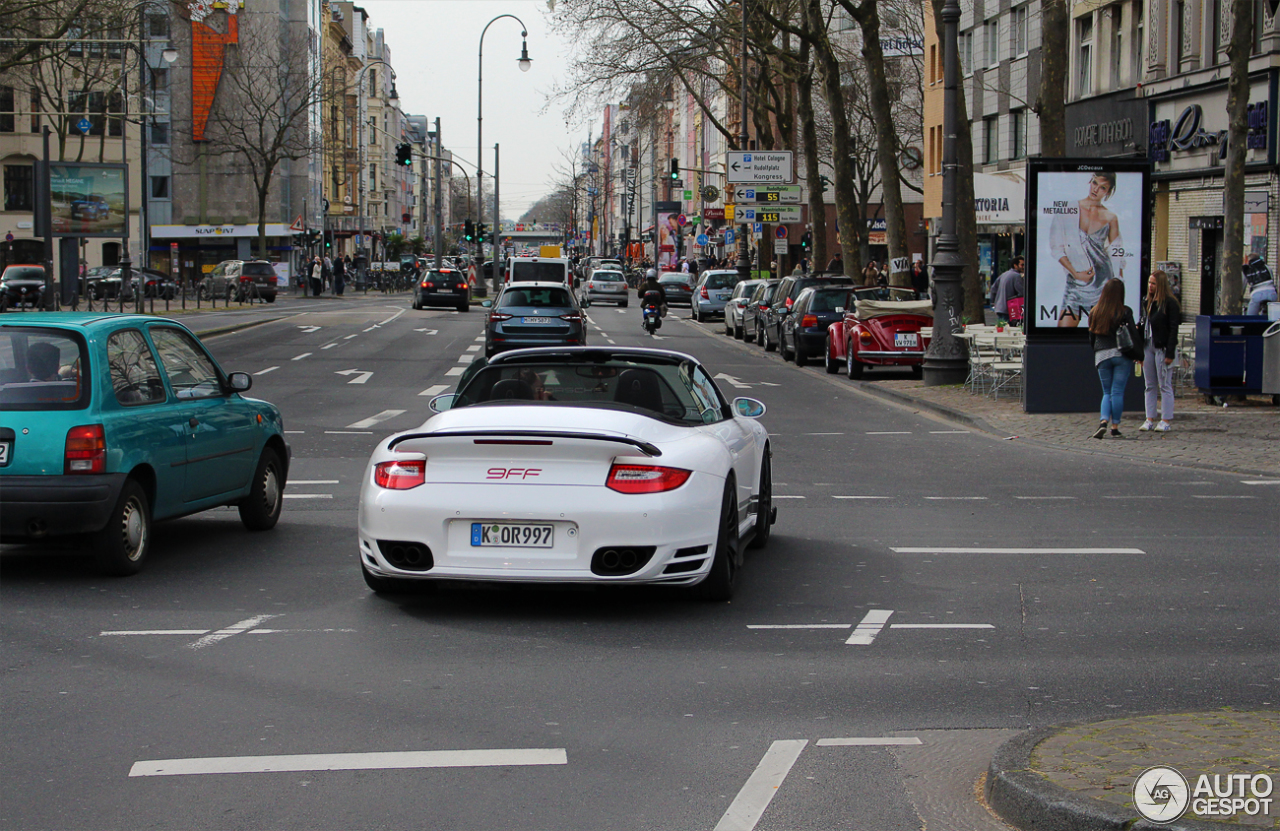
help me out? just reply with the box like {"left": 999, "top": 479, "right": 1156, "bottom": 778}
{"left": 323, "top": 430, "right": 373, "bottom": 435}
{"left": 1242, "top": 480, "right": 1280, "bottom": 486}
{"left": 414, "top": 328, "right": 439, "bottom": 334}
{"left": 929, "top": 430, "right": 970, "bottom": 434}
{"left": 474, "top": 336, "right": 484, "bottom": 342}
{"left": 805, "top": 432, "right": 844, "bottom": 436}
{"left": 363, "top": 326, "right": 378, "bottom": 332}
{"left": 606, "top": 339, "right": 616, "bottom": 344}
{"left": 283, "top": 431, "right": 305, "bottom": 434}
{"left": 282, "top": 494, "right": 333, "bottom": 499}
{"left": 189, "top": 615, "right": 277, "bottom": 650}
{"left": 1103, "top": 495, "right": 1168, "bottom": 499}
{"left": 924, "top": 496, "right": 987, "bottom": 500}
{"left": 254, "top": 366, "right": 279, "bottom": 376}
{"left": 289, "top": 480, "right": 339, "bottom": 485}
{"left": 866, "top": 431, "right": 912, "bottom": 435}
{"left": 748, "top": 624, "right": 851, "bottom": 630}
{"left": 891, "top": 547, "right": 1146, "bottom": 554}
{"left": 889, "top": 624, "right": 995, "bottom": 629}
{"left": 616, "top": 309, "right": 627, "bottom": 313}
{"left": 465, "top": 345, "right": 481, "bottom": 352}
{"left": 129, "top": 748, "right": 569, "bottom": 778}
{"left": 1016, "top": 496, "right": 1076, "bottom": 500}
{"left": 101, "top": 630, "right": 210, "bottom": 636}
{"left": 772, "top": 495, "right": 806, "bottom": 499}
{"left": 846, "top": 609, "right": 893, "bottom": 645}
{"left": 378, "top": 309, "right": 406, "bottom": 326}
{"left": 1191, "top": 495, "right": 1257, "bottom": 499}
{"left": 714, "top": 372, "right": 752, "bottom": 389}
{"left": 816, "top": 737, "right": 923, "bottom": 747}
{"left": 347, "top": 409, "right": 407, "bottom": 429}
{"left": 445, "top": 366, "right": 466, "bottom": 376}
{"left": 713, "top": 740, "right": 808, "bottom": 831}
{"left": 321, "top": 343, "right": 339, "bottom": 350}
{"left": 419, "top": 385, "right": 449, "bottom": 397}
{"left": 457, "top": 354, "right": 476, "bottom": 364}
{"left": 297, "top": 325, "right": 321, "bottom": 333}
{"left": 344, "top": 334, "right": 358, "bottom": 340}
{"left": 335, "top": 369, "right": 373, "bottom": 384}
{"left": 291, "top": 353, "right": 312, "bottom": 361}
{"left": 833, "top": 496, "right": 891, "bottom": 500}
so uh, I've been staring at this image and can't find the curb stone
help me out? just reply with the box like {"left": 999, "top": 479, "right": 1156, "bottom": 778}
{"left": 986, "top": 725, "right": 1250, "bottom": 831}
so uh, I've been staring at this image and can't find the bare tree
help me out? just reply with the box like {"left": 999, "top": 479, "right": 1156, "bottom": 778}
{"left": 197, "top": 11, "right": 320, "bottom": 259}
{"left": 1036, "top": 0, "right": 1068, "bottom": 156}
{"left": 0, "top": 0, "right": 99, "bottom": 72}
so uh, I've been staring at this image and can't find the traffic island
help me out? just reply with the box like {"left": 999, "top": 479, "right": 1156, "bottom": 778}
{"left": 986, "top": 712, "right": 1280, "bottom": 830}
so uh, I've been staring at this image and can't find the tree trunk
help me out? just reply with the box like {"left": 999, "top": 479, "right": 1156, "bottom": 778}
{"left": 931, "top": 0, "right": 982, "bottom": 323}
{"left": 806, "top": 0, "right": 859, "bottom": 275}
{"left": 1037, "top": 0, "right": 1068, "bottom": 156}
{"left": 796, "top": 42, "right": 828, "bottom": 268}
{"left": 852, "top": 2, "right": 910, "bottom": 286}
{"left": 1220, "top": 0, "right": 1253, "bottom": 314}
{"left": 257, "top": 182, "right": 270, "bottom": 261}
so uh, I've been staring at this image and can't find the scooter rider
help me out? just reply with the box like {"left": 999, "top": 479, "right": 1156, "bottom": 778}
{"left": 640, "top": 269, "right": 667, "bottom": 313}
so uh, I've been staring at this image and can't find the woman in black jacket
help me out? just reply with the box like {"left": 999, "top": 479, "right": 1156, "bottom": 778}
{"left": 1088, "top": 278, "right": 1135, "bottom": 439}
{"left": 1139, "top": 269, "right": 1180, "bottom": 432}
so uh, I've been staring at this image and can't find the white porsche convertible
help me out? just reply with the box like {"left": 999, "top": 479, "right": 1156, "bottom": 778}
{"left": 357, "top": 347, "right": 775, "bottom": 600}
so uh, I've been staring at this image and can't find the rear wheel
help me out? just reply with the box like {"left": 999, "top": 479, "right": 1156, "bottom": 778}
{"left": 744, "top": 321, "right": 755, "bottom": 343}
{"left": 734, "top": 322, "right": 744, "bottom": 340}
{"left": 694, "top": 482, "right": 739, "bottom": 601}
{"left": 458, "top": 299, "right": 469, "bottom": 312}
{"left": 239, "top": 448, "right": 284, "bottom": 531}
{"left": 362, "top": 562, "right": 418, "bottom": 595}
{"left": 747, "top": 451, "right": 772, "bottom": 550}
{"left": 724, "top": 316, "right": 733, "bottom": 336}
{"left": 762, "top": 323, "right": 776, "bottom": 352}
{"left": 825, "top": 336, "right": 839, "bottom": 374}
{"left": 794, "top": 338, "right": 808, "bottom": 367}
{"left": 94, "top": 479, "right": 150, "bottom": 576}
{"left": 846, "top": 341, "right": 864, "bottom": 379}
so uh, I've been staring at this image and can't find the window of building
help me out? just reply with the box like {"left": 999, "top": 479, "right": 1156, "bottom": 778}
{"left": 151, "top": 175, "right": 169, "bottom": 199}
{"left": 369, "top": 117, "right": 375, "bottom": 144}
{"left": 149, "top": 68, "right": 168, "bottom": 93}
{"left": 983, "top": 115, "right": 999, "bottom": 164}
{"left": 1174, "top": 1, "right": 1186, "bottom": 62}
{"left": 929, "top": 43, "right": 939, "bottom": 83}
{"left": 4, "top": 164, "right": 33, "bottom": 211}
{"left": 1077, "top": 15, "right": 1093, "bottom": 95}
{"left": 1011, "top": 109, "right": 1026, "bottom": 159}
{"left": 960, "top": 31, "right": 974, "bottom": 74}
{"left": 150, "top": 120, "right": 168, "bottom": 145}
{"left": 985, "top": 19, "right": 999, "bottom": 66}
{"left": 0, "top": 85, "right": 13, "bottom": 133}
{"left": 1110, "top": 5, "right": 1124, "bottom": 87}
{"left": 147, "top": 13, "right": 169, "bottom": 38}
{"left": 369, "top": 164, "right": 376, "bottom": 190}
{"left": 1012, "top": 5, "right": 1028, "bottom": 55}
{"left": 29, "top": 88, "right": 40, "bottom": 133}
{"left": 369, "top": 70, "right": 376, "bottom": 96}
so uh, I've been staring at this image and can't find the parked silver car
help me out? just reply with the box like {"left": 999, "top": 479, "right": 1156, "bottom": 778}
{"left": 691, "top": 269, "right": 742, "bottom": 323}
{"left": 723, "top": 278, "right": 766, "bottom": 339}
{"left": 581, "top": 269, "right": 629, "bottom": 307}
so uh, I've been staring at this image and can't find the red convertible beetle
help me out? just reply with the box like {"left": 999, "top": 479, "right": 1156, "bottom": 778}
{"left": 824, "top": 289, "right": 934, "bottom": 379}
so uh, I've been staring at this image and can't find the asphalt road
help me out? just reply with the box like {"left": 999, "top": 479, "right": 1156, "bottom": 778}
{"left": 2, "top": 295, "right": 1276, "bottom": 831}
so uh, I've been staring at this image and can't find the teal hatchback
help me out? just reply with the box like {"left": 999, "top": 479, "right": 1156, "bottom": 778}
{"left": 0, "top": 313, "right": 289, "bottom": 574}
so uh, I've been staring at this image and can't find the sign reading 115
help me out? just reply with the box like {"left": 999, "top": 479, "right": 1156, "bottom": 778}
{"left": 758, "top": 212, "right": 781, "bottom": 223}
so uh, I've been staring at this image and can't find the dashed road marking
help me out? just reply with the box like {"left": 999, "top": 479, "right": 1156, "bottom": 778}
{"left": 890, "top": 547, "right": 1146, "bottom": 554}
{"left": 445, "top": 366, "right": 466, "bottom": 376}
{"left": 1191, "top": 495, "right": 1257, "bottom": 499}
{"left": 283, "top": 494, "right": 333, "bottom": 499}
{"left": 889, "top": 624, "right": 994, "bottom": 629}
{"left": 748, "top": 624, "right": 850, "bottom": 629}
{"left": 419, "top": 384, "right": 449, "bottom": 397}
{"left": 347, "top": 409, "right": 406, "bottom": 429}
{"left": 289, "top": 480, "right": 338, "bottom": 485}
{"left": 323, "top": 430, "right": 373, "bottom": 435}
{"left": 291, "top": 353, "right": 312, "bottom": 361}
{"left": 129, "top": 748, "right": 569, "bottom": 778}
{"left": 321, "top": 343, "right": 339, "bottom": 349}
{"left": 714, "top": 740, "right": 808, "bottom": 831}
{"left": 772, "top": 495, "right": 806, "bottom": 499}
{"left": 1241, "top": 480, "right": 1280, "bottom": 486}
{"left": 924, "top": 496, "right": 987, "bottom": 500}
{"left": 344, "top": 334, "right": 358, "bottom": 340}
{"left": 929, "top": 430, "right": 970, "bottom": 434}
{"left": 833, "top": 495, "right": 890, "bottom": 500}
{"left": 866, "top": 431, "right": 912, "bottom": 435}
{"left": 846, "top": 609, "right": 893, "bottom": 645}
{"left": 254, "top": 366, "right": 279, "bottom": 376}
{"left": 1016, "top": 496, "right": 1076, "bottom": 500}
{"left": 816, "top": 737, "right": 922, "bottom": 747}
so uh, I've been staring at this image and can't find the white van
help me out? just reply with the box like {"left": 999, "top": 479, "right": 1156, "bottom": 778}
{"left": 506, "top": 256, "right": 570, "bottom": 287}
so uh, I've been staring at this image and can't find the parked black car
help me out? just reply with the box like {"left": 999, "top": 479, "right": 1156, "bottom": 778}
{"left": 761, "top": 275, "right": 849, "bottom": 353}
{"left": 483, "top": 282, "right": 586, "bottom": 357}
{"left": 412, "top": 268, "right": 470, "bottom": 311}
{"left": 0, "top": 265, "right": 48, "bottom": 311}
{"left": 658, "top": 272, "right": 695, "bottom": 306}
{"left": 742, "top": 278, "right": 782, "bottom": 344}
{"left": 91, "top": 266, "right": 177, "bottom": 301}
{"left": 201, "top": 260, "right": 278, "bottom": 303}
{"left": 779, "top": 284, "right": 854, "bottom": 367}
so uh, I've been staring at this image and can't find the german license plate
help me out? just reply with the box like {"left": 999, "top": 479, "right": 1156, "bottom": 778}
{"left": 0, "top": 441, "right": 9, "bottom": 466}
{"left": 894, "top": 332, "right": 919, "bottom": 348}
{"left": 471, "top": 523, "right": 554, "bottom": 548}
{"left": 521, "top": 317, "right": 555, "bottom": 325}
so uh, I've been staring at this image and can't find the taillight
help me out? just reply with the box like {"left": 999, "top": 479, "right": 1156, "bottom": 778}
{"left": 587, "top": 282, "right": 595, "bottom": 289}
{"left": 785, "top": 296, "right": 795, "bottom": 309}
{"left": 606, "top": 463, "right": 691, "bottom": 494}
{"left": 758, "top": 303, "right": 768, "bottom": 310}
{"left": 801, "top": 314, "right": 818, "bottom": 327}
{"left": 560, "top": 312, "right": 582, "bottom": 321}
{"left": 64, "top": 424, "right": 106, "bottom": 474}
{"left": 700, "top": 286, "right": 709, "bottom": 299}
{"left": 859, "top": 330, "right": 874, "bottom": 343}
{"left": 489, "top": 312, "right": 513, "bottom": 322}
{"left": 373, "top": 459, "right": 426, "bottom": 489}
{"left": 420, "top": 281, "right": 429, "bottom": 288}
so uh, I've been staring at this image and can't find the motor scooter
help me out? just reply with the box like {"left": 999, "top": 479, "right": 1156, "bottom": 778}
{"left": 642, "top": 302, "right": 662, "bottom": 334}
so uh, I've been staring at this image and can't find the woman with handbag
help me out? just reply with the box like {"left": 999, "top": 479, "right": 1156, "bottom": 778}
{"left": 1139, "top": 269, "right": 1180, "bottom": 433}
{"left": 1088, "top": 277, "right": 1138, "bottom": 439}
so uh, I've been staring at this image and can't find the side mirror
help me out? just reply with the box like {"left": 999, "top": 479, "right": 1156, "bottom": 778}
{"left": 732, "top": 397, "right": 766, "bottom": 418}
{"left": 835, "top": 306, "right": 844, "bottom": 313}
{"left": 226, "top": 371, "right": 252, "bottom": 393}
{"left": 482, "top": 300, "right": 492, "bottom": 308}
{"left": 428, "top": 393, "right": 457, "bottom": 413}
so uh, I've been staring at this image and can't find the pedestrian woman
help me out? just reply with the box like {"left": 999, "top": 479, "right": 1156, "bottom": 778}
{"left": 333, "top": 255, "right": 346, "bottom": 296}
{"left": 1088, "top": 277, "right": 1135, "bottom": 439}
{"left": 1139, "top": 269, "right": 1180, "bottom": 433}
{"left": 861, "top": 261, "right": 879, "bottom": 287}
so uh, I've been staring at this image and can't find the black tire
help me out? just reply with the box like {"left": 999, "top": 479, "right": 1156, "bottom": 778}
{"left": 362, "top": 562, "right": 417, "bottom": 595}
{"left": 846, "top": 341, "right": 864, "bottom": 379}
{"left": 264, "top": 295, "right": 276, "bottom": 304}
{"left": 747, "top": 450, "right": 772, "bottom": 550}
{"left": 911, "top": 364, "right": 923, "bottom": 379}
{"left": 692, "top": 305, "right": 701, "bottom": 323}
{"left": 458, "top": 300, "right": 469, "bottom": 312}
{"left": 794, "top": 339, "right": 808, "bottom": 367}
{"left": 725, "top": 317, "right": 733, "bottom": 336}
{"left": 694, "top": 482, "right": 739, "bottom": 601}
{"left": 825, "top": 336, "right": 839, "bottom": 374}
{"left": 620, "top": 300, "right": 628, "bottom": 308}
{"left": 239, "top": 448, "right": 284, "bottom": 531}
{"left": 734, "top": 322, "right": 744, "bottom": 340}
{"left": 94, "top": 479, "right": 151, "bottom": 576}
{"left": 412, "top": 296, "right": 421, "bottom": 310}
{"left": 763, "top": 323, "right": 776, "bottom": 352}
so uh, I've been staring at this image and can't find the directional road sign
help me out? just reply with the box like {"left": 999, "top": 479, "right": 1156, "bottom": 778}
{"left": 735, "top": 185, "right": 803, "bottom": 203}
{"left": 739, "top": 206, "right": 802, "bottom": 223}
{"left": 723, "top": 229, "right": 736, "bottom": 245}
{"left": 77, "top": 118, "right": 93, "bottom": 135}
{"left": 696, "top": 233, "right": 709, "bottom": 246}
{"left": 725, "top": 151, "right": 794, "bottom": 183}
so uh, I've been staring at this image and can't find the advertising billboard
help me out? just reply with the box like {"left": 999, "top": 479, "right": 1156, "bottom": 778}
{"left": 48, "top": 163, "right": 129, "bottom": 238}
{"left": 1025, "top": 159, "right": 1150, "bottom": 335}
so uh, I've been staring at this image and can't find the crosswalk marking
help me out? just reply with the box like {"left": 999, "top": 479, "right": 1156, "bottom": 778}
{"left": 846, "top": 609, "right": 893, "bottom": 645}
{"left": 445, "top": 366, "right": 466, "bottom": 376}
{"left": 129, "top": 748, "right": 569, "bottom": 778}
{"left": 713, "top": 740, "right": 808, "bottom": 831}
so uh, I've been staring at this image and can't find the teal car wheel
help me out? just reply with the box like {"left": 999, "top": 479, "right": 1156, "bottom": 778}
{"left": 95, "top": 480, "right": 151, "bottom": 576}
{"left": 239, "top": 448, "right": 284, "bottom": 531}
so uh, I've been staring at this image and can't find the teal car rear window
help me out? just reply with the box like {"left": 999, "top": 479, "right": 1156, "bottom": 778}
{"left": 0, "top": 327, "right": 91, "bottom": 411}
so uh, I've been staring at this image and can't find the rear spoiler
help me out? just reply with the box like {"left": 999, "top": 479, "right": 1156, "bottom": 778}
{"left": 388, "top": 430, "right": 661, "bottom": 457}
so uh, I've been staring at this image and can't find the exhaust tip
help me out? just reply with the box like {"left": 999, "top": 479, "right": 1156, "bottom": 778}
{"left": 376, "top": 540, "right": 434, "bottom": 572}
{"left": 590, "top": 546, "right": 656, "bottom": 576}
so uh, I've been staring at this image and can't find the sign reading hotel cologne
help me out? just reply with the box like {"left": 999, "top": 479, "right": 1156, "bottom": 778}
{"left": 725, "top": 151, "right": 794, "bottom": 183}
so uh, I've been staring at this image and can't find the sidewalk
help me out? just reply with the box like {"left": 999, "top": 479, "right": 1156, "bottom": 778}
{"left": 986, "top": 711, "right": 1280, "bottom": 829}
{"left": 857, "top": 377, "right": 1280, "bottom": 478}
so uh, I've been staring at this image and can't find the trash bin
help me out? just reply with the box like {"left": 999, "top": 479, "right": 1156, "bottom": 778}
{"left": 1262, "top": 321, "right": 1280, "bottom": 403}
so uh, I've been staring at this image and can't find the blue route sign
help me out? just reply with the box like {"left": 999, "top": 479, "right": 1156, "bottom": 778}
{"left": 695, "top": 233, "right": 709, "bottom": 246}
{"left": 77, "top": 118, "right": 93, "bottom": 135}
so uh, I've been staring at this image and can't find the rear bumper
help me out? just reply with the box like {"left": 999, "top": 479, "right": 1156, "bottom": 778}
{"left": 0, "top": 473, "right": 127, "bottom": 540}
{"left": 695, "top": 299, "right": 728, "bottom": 316}
{"left": 420, "top": 291, "right": 468, "bottom": 305}
{"left": 586, "top": 290, "right": 628, "bottom": 303}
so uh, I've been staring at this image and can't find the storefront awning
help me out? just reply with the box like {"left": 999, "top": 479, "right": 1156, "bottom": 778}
{"left": 152, "top": 224, "right": 290, "bottom": 239}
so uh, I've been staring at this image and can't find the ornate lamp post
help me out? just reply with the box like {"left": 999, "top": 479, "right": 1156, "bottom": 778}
{"left": 735, "top": 0, "right": 751, "bottom": 281}
{"left": 478, "top": 14, "right": 531, "bottom": 290}
{"left": 921, "top": 0, "right": 970, "bottom": 385}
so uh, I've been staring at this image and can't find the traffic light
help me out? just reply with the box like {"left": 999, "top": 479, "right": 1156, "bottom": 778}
{"left": 464, "top": 219, "right": 474, "bottom": 241}
{"left": 818, "top": 175, "right": 831, "bottom": 194}
{"left": 477, "top": 223, "right": 487, "bottom": 243}
{"left": 801, "top": 231, "right": 812, "bottom": 250}
{"left": 669, "top": 158, "right": 679, "bottom": 180}
{"left": 396, "top": 143, "right": 412, "bottom": 167}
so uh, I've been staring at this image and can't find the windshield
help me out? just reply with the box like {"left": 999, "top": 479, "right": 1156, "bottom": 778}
{"left": 3, "top": 267, "right": 44, "bottom": 282}
{"left": 455, "top": 359, "right": 725, "bottom": 424}
{"left": 497, "top": 287, "right": 574, "bottom": 309}
{"left": 659, "top": 274, "right": 690, "bottom": 285}
{"left": 809, "top": 290, "right": 848, "bottom": 312}
{"left": 510, "top": 262, "right": 568, "bottom": 284}
{"left": 0, "top": 327, "right": 90, "bottom": 410}
{"left": 591, "top": 272, "right": 624, "bottom": 282}
{"left": 702, "top": 272, "right": 739, "bottom": 290}
{"left": 242, "top": 263, "right": 276, "bottom": 279}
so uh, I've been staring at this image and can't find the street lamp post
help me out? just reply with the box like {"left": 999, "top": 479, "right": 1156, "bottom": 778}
{"left": 477, "top": 14, "right": 531, "bottom": 291}
{"left": 920, "top": 0, "right": 970, "bottom": 385}
{"left": 355, "top": 59, "right": 394, "bottom": 268}
{"left": 735, "top": 0, "right": 751, "bottom": 281}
